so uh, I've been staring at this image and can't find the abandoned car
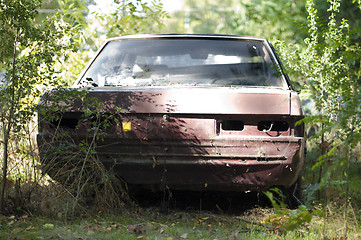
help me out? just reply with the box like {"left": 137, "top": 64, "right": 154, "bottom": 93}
{"left": 37, "top": 34, "right": 305, "bottom": 202}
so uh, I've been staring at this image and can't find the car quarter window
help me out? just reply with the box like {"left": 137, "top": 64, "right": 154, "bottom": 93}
{"left": 79, "top": 38, "right": 287, "bottom": 88}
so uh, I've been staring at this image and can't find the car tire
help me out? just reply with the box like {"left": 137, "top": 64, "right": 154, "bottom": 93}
{"left": 283, "top": 177, "right": 303, "bottom": 209}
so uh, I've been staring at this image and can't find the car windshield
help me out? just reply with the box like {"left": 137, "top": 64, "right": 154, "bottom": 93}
{"left": 79, "top": 38, "right": 286, "bottom": 88}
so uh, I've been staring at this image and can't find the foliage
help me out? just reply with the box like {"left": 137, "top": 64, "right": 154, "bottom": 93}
{"left": 314, "top": 0, "right": 361, "bottom": 42}
{"left": 166, "top": 0, "right": 361, "bottom": 45}
{"left": 273, "top": 3, "right": 361, "bottom": 237}
{"left": 181, "top": 0, "right": 239, "bottom": 34}
{"left": 95, "top": 0, "right": 169, "bottom": 38}
{"left": 37, "top": 88, "right": 130, "bottom": 216}
{"left": 52, "top": 0, "right": 95, "bottom": 85}
{"left": 238, "top": 0, "right": 361, "bottom": 43}
{"left": 264, "top": 188, "right": 325, "bottom": 233}
{"left": 57, "top": 0, "right": 89, "bottom": 26}
{"left": 276, "top": 0, "right": 361, "bottom": 187}
{"left": 239, "top": 0, "right": 308, "bottom": 43}
{"left": 57, "top": 0, "right": 90, "bottom": 48}
{"left": 0, "top": 0, "right": 79, "bottom": 212}
{"left": 165, "top": 0, "right": 308, "bottom": 43}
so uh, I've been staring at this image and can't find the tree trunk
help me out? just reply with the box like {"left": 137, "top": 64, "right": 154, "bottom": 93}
{"left": 0, "top": 132, "right": 8, "bottom": 212}
{"left": 0, "top": 29, "right": 18, "bottom": 213}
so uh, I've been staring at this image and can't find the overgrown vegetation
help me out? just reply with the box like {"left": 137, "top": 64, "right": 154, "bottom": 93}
{"left": 1, "top": 204, "right": 360, "bottom": 239}
{"left": 0, "top": 0, "right": 361, "bottom": 239}
{"left": 0, "top": 0, "right": 79, "bottom": 212}
{"left": 0, "top": 0, "right": 168, "bottom": 215}
{"left": 36, "top": 88, "right": 134, "bottom": 217}
{"left": 276, "top": 0, "right": 361, "bottom": 207}
{"left": 273, "top": 0, "right": 361, "bottom": 237}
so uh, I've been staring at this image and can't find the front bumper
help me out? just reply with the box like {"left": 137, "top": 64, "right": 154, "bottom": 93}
{"left": 38, "top": 134, "right": 305, "bottom": 191}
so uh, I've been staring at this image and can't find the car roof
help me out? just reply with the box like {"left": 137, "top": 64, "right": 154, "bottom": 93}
{"left": 106, "top": 34, "right": 267, "bottom": 42}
